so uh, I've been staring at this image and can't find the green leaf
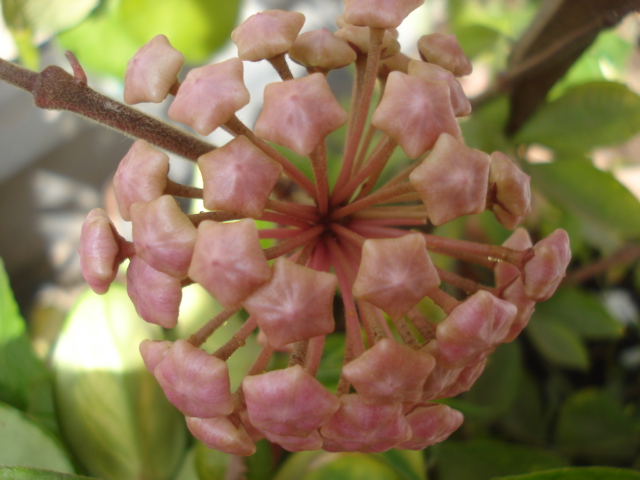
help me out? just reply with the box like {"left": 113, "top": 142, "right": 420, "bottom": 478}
{"left": 303, "top": 454, "right": 399, "bottom": 480}
{"left": 460, "top": 96, "right": 511, "bottom": 154}
{"left": 373, "top": 450, "right": 426, "bottom": 480}
{"left": 492, "top": 466, "right": 640, "bottom": 480}
{"left": 433, "top": 439, "right": 569, "bottom": 480}
{"left": 554, "top": 389, "right": 640, "bottom": 462}
{"left": 0, "top": 402, "right": 74, "bottom": 473}
{"left": 499, "top": 372, "right": 549, "bottom": 445}
{"left": 0, "top": 467, "right": 98, "bottom": 480}
{"left": 52, "top": 284, "right": 187, "bottom": 480}
{"left": 526, "top": 315, "right": 589, "bottom": 370}
{"left": 534, "top": 288, "right": 624, "bottom": 340}
{"left": 527, "top": 159, "right": 640, "bottom": 241}
{"left": 0, "top": 257, "right": 56, "bottom": 432}
{"left": 516, "top": 82, "right": 640, "bottom": 155}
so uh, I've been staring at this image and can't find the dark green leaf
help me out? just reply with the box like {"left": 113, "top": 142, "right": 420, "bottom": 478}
{"left": 433, "top": 439, "right": 569, "bottom": 480}
{"left": 516, "top": 82, "right": 640, "bottom": 155}
{"left": 554, "top": 388, "right": 640, "bottom": 462}
{"left": 527, "top": 159, "right": 640, "bottom": 241}
{"left": 493, "top": 466, "right": 640, "bottom": 480}
{"left": 0, "top": 467, "right": 98, "bottom": 480}
{"left": 52, "top": 284, "right": 187, "bottom": 480}
{"left": 499, "top": 372, "right": 549, "bottom": 445}
{"left": 0, "top": 257, "right": 56, "bottom": 431}
{"left": 526, "top": 315, "right": 589, "bottom": 370}
{"left": 0, "top": 402, "right": 74, "bottom": 473}
{"left": 534, "top": 288, "right": 624, "bottom": 340}
{"left": 460, "top": 96, "right": 511, "bottom": 154}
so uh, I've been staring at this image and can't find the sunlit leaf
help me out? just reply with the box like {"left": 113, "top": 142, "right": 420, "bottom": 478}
{"left": 2, "top": 0, "right": 98, "bottom": 35}
{"left": 526, "top": 314, "right": 589, "bottom": 370}
{"left": 0, "top": 467, "right": 98, "bottom": 480}
{"left": 0, "top": 402, "right": 74, "bottom": 473}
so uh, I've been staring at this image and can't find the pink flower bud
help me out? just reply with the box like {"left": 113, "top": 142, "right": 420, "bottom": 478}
{"left": 436, "top": 290, "right": 517, "bottom": 367}
{"left": 407, "top": 60, "right": 471, "bottom": 117}
{"left": 494, "top": 228, "right": 533, "bottom": 287}
{"left": 130, "top": 195, "right": 197, "bottom": 279}
{"left": 398, "top": 403, "right": 464, "bottom": 450}
{"left": 372, "top": 72, "right": 461, "bottom": 159}
{"left": 489, "top": 152, "right": 531, "bottom": 230}
{"left": 352, "top": 234, "right": 440, "bottom": 319}
{"left": 342, "top": 0, "right": 424, "bottom": 29}
{"left": 113, "top": 140, "right": 169, "bottom": 221}
{"left": 418, "top": 33, "right": 472, "bottom": 76}
{"left": 231, "top": 10, "right": 305, "bottom": 61}
{"left": 243, "top": 365, "right": 339, "bottom": 437}
{"left": 439, "top": 357, "right": 487, "bottom": 397}
{"left": 334, "top": 25, "right": 400, "bottom": 57}
{"left": 243, "top": 258, "right": 338, "bottom": 348}
{"left": 262, "top": 430, "right": 324, "bottom": 452}
{"left": 253, "top": 73, "right": 348, "bottom": 157}
{"left": 154, "top": 340, "right": 234, "bottom": 418}
{"left": 409, "top": 133, "right": 491, "bottom": 225}
{"left": 78, "top": 208, "right": 123, "bottom": 294}
{"left": 342, "top": 338, "right": 436, "bottom": 403}
{"left": 123, "top": 34, "right": 184, "bottom": 104}
{"left": 289, "top": 28, "right": 357, "bottom": 71}
{"left": 188, "top": 219, "right": 272, "bottom": 308}
{"left": 127, "top": 255, "right": 182, "bottom": 328}
{"left": 139, "top": 339, "right": 172, "bottom": 374}
{"left": 198, "top": 136, "right": 282, "bottom": 218}
{"left": 320, "top": 394, "right": 411, "bottom": 453}
{"left": 523, "top": 229, "right": 571, "bottom": 301}
{"left": 186, "top": 416, "right": 256, "bottom": 456}
{"left": 168, "top": 58, "right": 250, "bottom": 135}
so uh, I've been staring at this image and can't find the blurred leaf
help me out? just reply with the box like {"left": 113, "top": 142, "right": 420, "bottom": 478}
{"left": 461, "top": 96, "right": 511, "bottom": 154}
{"left": 2, "top": 0, "right": 98, "bottom": 35}
{"left": 516, "top": 82, "right": 640, "bottom": 155}
{"left": 373, "top": 450, "right": 426, "bottom": 480}
{"left": 499, "top": 372, "right": 549, "bottom": 445}
{"left": 493, "top": 467, "right": 640, "bottom": 480}
{"left": 246, "top": 439, "right": 275, "bottom": 480}
{"left": 194, "top": 442, "right": 228, "bottom": 480}
{"left": 433, "top": 439, "right": 569, "bottom": 480}
{"left": 0, "top": 257, "right": 56, "bottom": 432}
{"left": 554, "top": 388, "right": 640, "bottom": 462}
{"left": 303, "top": 454, "right": 399, "bottom": 480}
{"left": 534, "top": 288, "right": 624, "bottom": 340}
{"left": 0, "top": 402, "right": 74, "bottom": 473}
{"left": 454, "top": 24, "right": 502, "bottom": 59}
{"left": 0, "top": 467, "right": 98, "bottom": 480}
{"left": 52, "top": 284, "right": 187, "bottom": 480}
{"left": 527, "top": 159, "right": 640, "bottom": 241}
{"left": 194, "top": 439, "right": 274, "bottom": 480}
{"left": 526, "top": 315, "right": 589, "bottom": 370}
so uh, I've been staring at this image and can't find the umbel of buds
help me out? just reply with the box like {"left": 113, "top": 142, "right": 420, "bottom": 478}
{"left": 74, "top": 2, "right": 571, "bottom": 456}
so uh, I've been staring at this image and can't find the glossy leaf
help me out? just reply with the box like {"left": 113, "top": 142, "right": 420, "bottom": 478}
{"left": 52, "top": 284, "right": 187, "bottom": 480}
{"left": 493, "top": 467, "right": 640, "bottom": 480}
{"left": 526, "top": 314, "right": 589, "bottom": 370}
{"left": 516, "top": 82, "right": 640, "bottom": 154}
{"left": 433, "top": 438, "right": 569, "bottom": 480}
{"left": 0, "top": 467, "right": 97, "bottom": 480}
{"left": 527, "top": 159, "right": 640, "bottom": 241}
{"left": 0, "top": 402, "right": 74, "bottom": 473}
{"left": 554, "top": 389, "right": 640, "bottom": 462}
{"left": 0, "top": 257, "right": 56, "bottom": 431}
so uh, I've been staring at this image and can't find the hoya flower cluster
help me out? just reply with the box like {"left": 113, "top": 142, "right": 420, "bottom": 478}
{"left": 78, "top": 0, "right": 571, "bottom": 456}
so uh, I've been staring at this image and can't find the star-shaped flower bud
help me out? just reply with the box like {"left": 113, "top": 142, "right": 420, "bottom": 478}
{"left": 253, "top": 73, "right": 348, "bottom": 156}
{"left": 198, "top": 136, "right": 282, "bottom": 218}
{"left": 409, "top": 133, "right": 491, "bottom": 225}
{"left": 78, "top": 208, "right": 123, "bottom": 294}
{"left": 243, "top": 257, "right": 337, "bottom": 348}
{"left": 188, "top": 219, "right": 272, "bottom": 309}
{"left": 231, "top": 10, "right": 305, "bottom": 61}
{"left": 335, "top": 25, "right": 400, "bottom": 58}
{"left": 342, "top": 0, "right": 424, "bottom": 29}
{"left": 494, "top": 228, "right": 532, "bottom": 287}
{"left": 243, "top": 365, "right": 339, "bottom": 438}
{"left": 439, "top": 357, "right": 487, "bottom": 398}
{"left": 488, "top": 152, "right": 532, "bottom": 230}
{"left": 342, "top": 338, "right": 436, "bottom": 403}
{"left": 407, "top": 60, "right": 471, "bottom": 117}
{"left": 418, "top": 33, "right": 472, "bottom": 76}
{"left": 398, "top": 403, "right": 464, "bottom": 450}
{"left": 186, "top": 416, "right": 256, "bottom": 456}
{"left": 352, "top": 234, "right": 440, "bottom": 319}
{"left": 320, "top": 394, "right": 411, "bottom": 453}
{"left": 127, "top": 255, "right": 182, "bottom": 328}
{"left": 139, "top": 339, "right": 172, "bottom": 374}
{"left": 130, "top": 195, "right": 197, "bottom": 279}
{"left": 379, "top": 53, "right": 411, "bottom": 79}
{"left": 523, "top": 229, "right": 571, "bottom": 301}
{"left": 113, "top": 140, "right": 169, "bottom": 221}
{"left": 168, "top": 58, "right": 249, "bottom": 136}
{"left": 289, "top": 28, "right": 357, "bottom": 71}
{"left": 263, "top": 431, "right": 324, "bottom": 452}
{"left": 154, "top": 340, "right": 234, "bottom": 418}
{"left": 123, "top": 34, "right": 184, "bottom": 104}
{"left": 436, "top": 290, "right": 517, "bottom": 367}
{"left": 372, "top": 72, "right": 461, "bottom": 159}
